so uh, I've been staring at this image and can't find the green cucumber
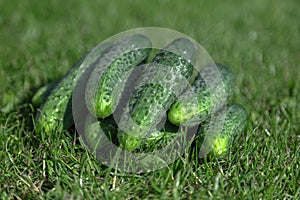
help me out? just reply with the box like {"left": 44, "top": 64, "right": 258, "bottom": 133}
{"left": 139, "top": 130, "right": 178, "bottom": 152}
{"left": 32, "top": 81, "right": 58, "bottom": 107}
{"left": 196, "top": 104, "right": 247, "bottom": 156}
{"left": 168, "top": 63, "right": 234, "bottom": 126}
{"left": 86, "top": 34, "right": 152, "bottom": 118}
{"left": 85, "top": 116, "right": 178, "bottom": 153}
{"left": 84, "top": 116, "right": 118, "bottom": 153}
{"left": 35, "top": 42, "right": 112, "bottom": 133}
{"left": 118, "top": 38, "right": 196, "bottom": 151}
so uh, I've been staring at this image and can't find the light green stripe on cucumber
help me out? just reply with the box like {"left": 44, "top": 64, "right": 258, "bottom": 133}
{"left": 84, "top": 115, "right": 118, "bottom": 153}
{"left": 168, "top": 63, "right": 234, "bottom": 126}
{"left": 118, "top": 38, "right": 196, "bottom": 151}
{"left": 85, "top": 34, "right": 152, "bottom": 118}
{"left": 197, "top": 104, "right": 247, "bottom": 157}
{"left": 31, "top": 81, "right": 58, "bottom": 108}
{"left": 139, "top": 130, "right": 178, "bottom": 152}
{"left": 84, "top": 115, "right": 178, "bottom": 153}
{"left": 35, "top": 42, "right": 112, "bottom": 133}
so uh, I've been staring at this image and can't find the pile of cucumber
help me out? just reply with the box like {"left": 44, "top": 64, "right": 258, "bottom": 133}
{"left": 33, "top": 34, "right": 247, "bottom": 157}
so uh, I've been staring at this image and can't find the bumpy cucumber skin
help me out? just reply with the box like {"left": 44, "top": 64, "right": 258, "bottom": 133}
{"left": 94, "top": 49, "right": 151, "bottom": 118}
{"left": 32, "top": 81, "right": 58, "bottom": 108}
{"left": 118, "top": 38, "right": 196, "bottom": 151}
{"left": 86, "top": 34, "right": 152, "bottom": 119}
{"left": 85, "top": 116, "right": 177, "bottom": 153}
{"left": 84, "top": 116, "right": 118, "bottom": 153}
{"left": 139, "top": 130, "right": 178, "bottom": 152}
{"left": 168, "top": 63, "right": 234, "bottom": 126}
{"left": 85, "top": 120, "right": 103, "bottom": 152}
{"left": 35, "top": 42, "right": 112, "bottom": 133}
{"left": 197, "top": 104, "right": 247, "bottom": 156}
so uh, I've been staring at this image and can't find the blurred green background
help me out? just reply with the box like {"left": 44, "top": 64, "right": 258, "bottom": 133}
{"left": 1, "top": 0, "right": 299, "bottom": 112}
{"left": 0, "top": 0, "right": 299, "bottom": 199}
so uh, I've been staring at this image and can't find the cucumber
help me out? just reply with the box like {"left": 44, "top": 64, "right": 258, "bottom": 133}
{"left": 168, "top": 63, "right": 234, "bottom": 126}
{"left": 84, "top": 115, "right": 118, "bottom": 153}
{"left": 196, "top": 104, "right": 247, "bottom": 156}
{"left": 32, "top": 81, "right": 58, "bottom": 107}
{"left": 139, "top": 130, "right": 178, "bottom": 152}
{"left": 35, "top": 42, "right": 112, "bottom": 133}
{"left": 118, "top": 38, "right": 196, "bottom": 151}
{"left": 86, "top": 34, "right": 152, "bottom": 118}
{"left": 84, "top": 116, "right": 178, "bottom": 153}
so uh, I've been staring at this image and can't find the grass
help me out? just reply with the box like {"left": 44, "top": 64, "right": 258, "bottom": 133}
{"left": 0, "top": 0, "right": 299, "bottom": 199}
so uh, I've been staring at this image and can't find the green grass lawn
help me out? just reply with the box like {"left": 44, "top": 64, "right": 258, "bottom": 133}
{"left": 1, "top": 0, "right": 299, "bottom": 199}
